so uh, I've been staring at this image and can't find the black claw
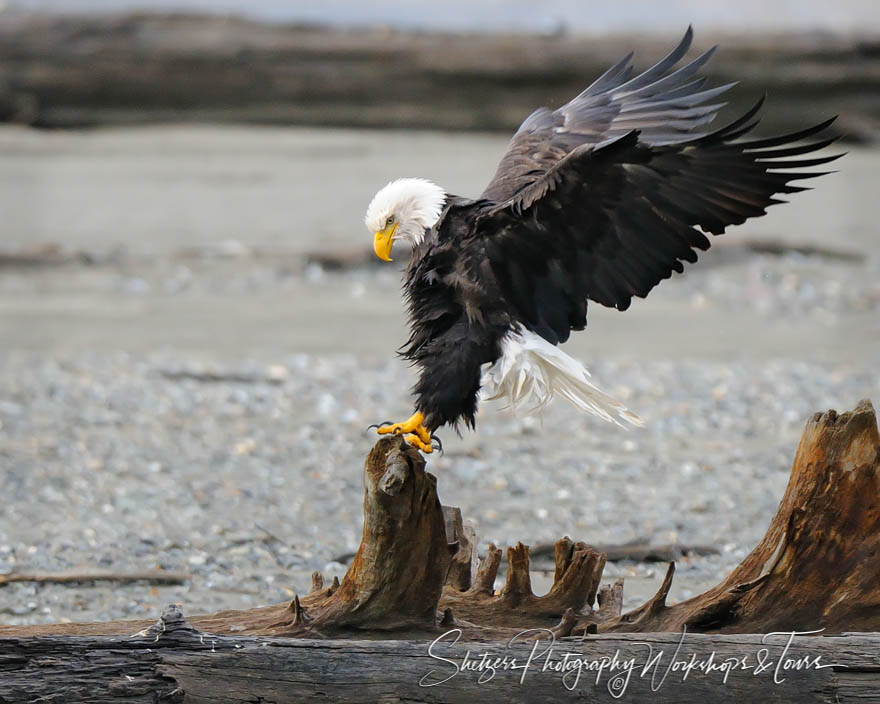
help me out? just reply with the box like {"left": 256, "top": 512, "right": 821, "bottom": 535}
{"left": 430, "top": 434, "right": 444, "bottom": 455}
{"left": 366, "top": 421, "right": 394, "bottom": 433}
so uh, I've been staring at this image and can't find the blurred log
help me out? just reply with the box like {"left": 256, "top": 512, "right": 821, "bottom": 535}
{"left": 0, "top": 570, "right": 187, "bottom": 587}
{"left": 0, "top": 13, "right": 873, "bottom": 141}
{"left": 527, "top": 539, "right": 719, "bottom": 566}
{"left": 330, "top": 537, "right": 720, "bottom": 568}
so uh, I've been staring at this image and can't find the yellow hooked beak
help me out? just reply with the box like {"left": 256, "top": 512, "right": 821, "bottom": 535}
{"left": 373, "top": 222, "right": 398, "bottom": 262}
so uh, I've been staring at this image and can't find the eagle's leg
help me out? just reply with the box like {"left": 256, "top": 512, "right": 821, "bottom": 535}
{"left": 376, "top": 411, "right": 433, "bottom": 453}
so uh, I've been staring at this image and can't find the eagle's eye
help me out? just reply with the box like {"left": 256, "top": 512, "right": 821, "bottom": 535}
{"left": 386, "top": 215, "right": 395, "bottom": 226}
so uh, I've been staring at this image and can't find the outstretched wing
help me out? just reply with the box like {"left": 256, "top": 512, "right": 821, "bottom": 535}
{"left": 475, "top": 101, "right": 840, "bottom": 344}
{"left": 481, "top": 26, "right": 735, "bottom": 204}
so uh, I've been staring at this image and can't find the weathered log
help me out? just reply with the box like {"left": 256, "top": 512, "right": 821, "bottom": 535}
{"left": 2, "top": 605, "right": 879, "bottom": 703}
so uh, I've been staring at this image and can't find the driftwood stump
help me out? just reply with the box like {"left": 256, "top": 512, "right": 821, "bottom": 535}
{"left": 598, "top": 398, "right": 880, "bottom": 634}
{"left": 263, "top": 437, "right": 451, "bottom": 634}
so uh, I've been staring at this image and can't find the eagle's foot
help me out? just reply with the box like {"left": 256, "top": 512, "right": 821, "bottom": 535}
{"left": 403, "top": 433, "right": 434, "bottom": 454}
{"left": 376, "top": 412, "right": 431, "bottom": 444}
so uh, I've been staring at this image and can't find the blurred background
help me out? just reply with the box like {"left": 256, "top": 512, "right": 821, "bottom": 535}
{"left": 1, "top": 1, "right": 878, "bottom": 626}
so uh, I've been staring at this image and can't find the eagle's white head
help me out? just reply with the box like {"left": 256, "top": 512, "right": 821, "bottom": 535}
{"left": 365, "top": 178, "right": 447, "bottom": 261}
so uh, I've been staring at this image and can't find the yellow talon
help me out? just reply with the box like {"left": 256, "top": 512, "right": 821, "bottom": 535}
{"left": 377, "top": 412, "right": 431, "bottom": 444}
{"left": 404, "top": 433, "right": 434, "bottom": 454}
{"left": 377, "top": 412, "right": 434, "bottom": 453}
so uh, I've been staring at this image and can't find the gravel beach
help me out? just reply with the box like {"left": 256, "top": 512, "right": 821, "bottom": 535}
{"left": 1, "top": 345, "right": 877, "bottom": 625}
{"left": 1, "top": 126, "right": 878, "bottom": 627}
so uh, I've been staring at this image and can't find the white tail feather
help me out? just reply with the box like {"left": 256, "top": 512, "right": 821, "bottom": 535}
{"left": 480, "top": 328, "right": 642, "bottom": 428}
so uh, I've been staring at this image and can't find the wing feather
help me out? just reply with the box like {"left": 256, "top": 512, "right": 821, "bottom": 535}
{"left": 476, "top": 107, "right": 839, "bottom": 338}
{"left": 440, "top": 29, "right": 841, "bottom": 348}
{"left": 480, "top": 27, "right": 735, "bottom": 203}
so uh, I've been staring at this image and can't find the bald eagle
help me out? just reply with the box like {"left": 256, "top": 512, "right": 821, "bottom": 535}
{"left": 365, "top": 27, "right": 838, "bottom": 453}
